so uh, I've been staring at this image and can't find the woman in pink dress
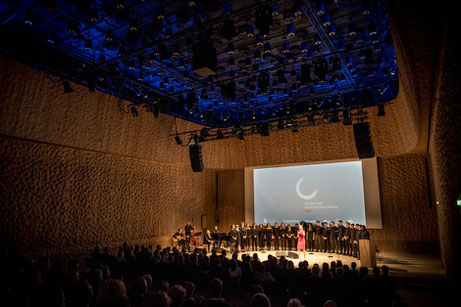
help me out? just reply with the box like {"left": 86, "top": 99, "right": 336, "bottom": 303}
{"left": 297, "top": 224, "right": 306, "bottom": 260}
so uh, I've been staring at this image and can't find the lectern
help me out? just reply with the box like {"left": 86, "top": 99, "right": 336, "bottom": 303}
{"left": 359, "top": 239, "right": 376, "bottom": 268}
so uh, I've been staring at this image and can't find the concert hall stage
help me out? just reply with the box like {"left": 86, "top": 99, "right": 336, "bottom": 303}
{"left": 213, "top": 250, "right": 445, "bottom": 279}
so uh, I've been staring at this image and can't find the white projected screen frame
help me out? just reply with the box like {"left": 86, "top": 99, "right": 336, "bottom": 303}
{"left": 244, "top": 158, "right": 382, "bottom": 229}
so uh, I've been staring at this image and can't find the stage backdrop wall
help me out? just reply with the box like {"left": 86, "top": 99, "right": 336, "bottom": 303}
{"left": 216, "top": 153, "right": 439, "bottom": 254}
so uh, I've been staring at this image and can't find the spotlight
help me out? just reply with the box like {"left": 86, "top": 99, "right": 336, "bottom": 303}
{"left": 277, "top": 119, "right": 284, "bottom": 129}
{"left": 165, "top": 27, "right": 173, "bottom": 38}
{"left": 106, "top": 29, "right": 114, "bottom": 41}
{"left": 129, "top": 18, "right": 138, "bottom": 32}
{"left": 116, "top": 0, "right": 125, "bottom": 9}
{"left": 228, "top": 58, "right": 235, "bottom": 68}
{"left": 246, "top": 23, "right": 254, "bottom": 37}
{"left": 368, "top": 23, "right": 377, "bottom": 36}
{"left": 187, "top": 0, "right": 196, "bottom": 7}
{"left": 227, "top": 43, "right": 234, "bottom": 55}
{"left": 323, "top": 13, "right": 331, "bottom": 26}
{"left": 272, "top": 3, "right": 280, "bottom": 16}
{"left": 175, "top": 135, "right": 183, "bottom": 145}
{"left": 256, "top": 34, "right": 263, "bottom": 46}
{"left": 317, "top": 1, "right": 326, "bottom": 15}
{"left": 84, "top": 39, "right": 92, "bottom": 51}
{"left": 89, "top": 9, "right": 99, "bottom": 23}
{"left": 62, "top": 80, "right": 73, "bottom": 93}
{"left": 293, "top": 0, "right": 303, "bottom": 16}
{"left": 307, "top": 49, "right": 314, "bottom": 59}
{"left": 377, "top": 104, "right": 385, "bottom": 116}
{"left": 264, "top": 42, "right": 272, "bottom": 54}
{"left": 245, "top": 58, "right": 252, "bottom": 68}
{"left": 301, "top": 41, "right": 309, "bottom": 53}
{"left": 157, "top": 7, "right": 165, "bottom": 20}
{"left": 287, "top": 23, "right": 295, "bottom": 37}
{"left": 254, "top": 50, "right": 261, "bottom": 62}
{"left": 328, "top": 23, "right": 336, "bottom": 36}
{"left": 45, "top": 0, "right": 56, "bottom": 12}
{"left": 337, "top": 40, "right": 346, "bottom": 51}
{"left": 348, "top": 23, "right": 357, "bottom": 36}
{"left": 362, "top": 0, "right": 371, "bottom": 15}
{"left": 47, "top": 31, "right": 56, "bottom": 44}
{"left": 282, "top": 41, "right": 290, "bottom": 53}
{"left": 138, "top": 71, "right": 144, "bottom": 81}
{"left": 24, "top": 10, "right": 34, "bottom": 25}
{"left": 314, "top": 34, "right": 322, "bottom": 45}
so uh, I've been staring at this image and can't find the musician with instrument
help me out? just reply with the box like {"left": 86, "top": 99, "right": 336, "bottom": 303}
{"left": 203, "top": 229, "right": 213, "bottom": 252}
{"left": 172, "top": 228, "right": 185, "bottom": 249}
{"left": 212, "top": 225, "right": 221, "bottom": 249}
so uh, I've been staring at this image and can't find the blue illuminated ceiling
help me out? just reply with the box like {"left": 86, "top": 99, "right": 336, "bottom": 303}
{"left": 0, "top": 0, "right": 398, "bottom": 128}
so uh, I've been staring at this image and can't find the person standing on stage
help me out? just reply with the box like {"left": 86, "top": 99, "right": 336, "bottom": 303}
{"left": 350, "top": 223, "right": 356, "bottom": 256}
{"left": 245, "top": 224, "right": 251, "bottom": 251}
{"left": 265, "top": 224, "right": 274, "bottom": 251}
{"left": 184, "top": 221, "right": 194, "bottom": 250}
{"left": 307, "top": 223, "right": 315, "bottom": 252}
{"left": 314, "top": 221, "right": 322, "bottom": 252}
{"left": 297, "top": 224, "right": 306, "bottom": 260}
{"left": 329, "top": 221, "right": 338, "bottom": 253}
{"left": 273, "top": 223, "right": 281, "bottom": 251}
{"left": 337, "top": 220, "right": 345, "bottom": 254}
{"left": 322, "top": 222, "right": 330, "bottom": 252}
{"left": 251, "top": 223, "right": 258, "bottom": 251}
{"left": 280, "top": 223, "right": 287, "bottom": 250}
{"left": 212, "top": 226, "right": 221, "bottom": 249}
{"left": 359, "top": 225, "right": 370, "bottom": 240}
{"left": 286, "top": 225, "right": 294, "bottom": 250}
{"left": 230, "top": 225, "right": 237, "bottom": 253}
{"left": 240, "top": 222, "right": 246, "bottom": 251}
{"left": 293, "top": 223, "right": 299, "bottom": 249}
{"left": 353, "top": 224, "right": 360, "bottom": 258}
{"left": 235, "top": 224, "right": 241, "bottom": 253}
{"left": 344, "top": 222, "right": 351, "bottom": 256}
{"left": 258, "top": 224, "right": 265, "bottom": 251}
{"left": 204, "top": 229, "right": 213, "bottom": 252}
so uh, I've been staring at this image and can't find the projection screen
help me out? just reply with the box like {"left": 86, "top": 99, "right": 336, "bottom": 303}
{"left": 244, "top": 158, "right": 382, "bottom": 229}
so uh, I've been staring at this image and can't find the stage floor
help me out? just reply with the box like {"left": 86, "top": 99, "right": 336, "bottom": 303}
{"left": 224, "top": 250, "right": 445, "bottom": 279}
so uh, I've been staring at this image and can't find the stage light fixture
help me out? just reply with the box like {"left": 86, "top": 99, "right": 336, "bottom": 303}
{"left": 272, "top": 3, "right": 280, "bottom": 16}
{"left": 264, "top": 42, "right": 272, "bottom": 54}
{"left": 254, "top": 50, "right": 261, "bottom": 62}
{"left": 44, "top": 0, "right": 56, "bottom": 12}
{"left": 277, "top": 120, "right": 284, "bottom": 130}
{"left": 187, "top": 0, "right": 196, "bottom": 7}
{"left": 84, "top": 39, "right": 92, "bottom": 51}
{"left": 47, "top": 31, "right": 56, "bottom": 44}
{"left": 138, "top": 71, "right": 144, "bottom": 81}
{"left": 227, "top": 43, "right": 234, "bottom": 55}
{"left": 217, "top": 130, "right": 224, "bottom": 139}
{"left": 165, "top": 27, "right": 173, "bottom": 38}
{"left": 328, "top": 23, "right": 336, "bottom": 36}
{"left": 293, "top": 0, "right": 303, "bottom": 16}
{"left": 301, "top": 41, "right": 309, "bottom": 53}
{"left": 377, "top": 104, "right": 385, "bottom": 116}
{"left": 362, "top": 0, "right": 371, "bottom": 15}
{"left": 323, "top": 13, "right": 331, "bottom": 26}
{"left": 24, "top": 10, "right": 34, "bottom": 25}
{"left": 256, "top": 34, "right": 263, "bottom": 46}
{"left": 314, "top": 34, "right": 322, "bottom": 45}
{"left": 368, "top": 23, "right": 377, "bottom": 36}
{"left": 348, "top": 22, "right": 357, "bottom": 36}
{"left": 89, "top": 9, "right": 98, "bottom": 23}
{"left": 307, "top": 49, "right": 315, "bottom": 59}
{"left": 228, "top": 58, "right": 235, "bottom": 68}
{"left": 157, "top": 7, "right": 165, "bottom": 20}
{"left": 175, "top": 135, "right": 183, "bottom": 145}
{"left": 129, "top": 18, "right": 138, "bottom": 32}
{"left": 283, "top": 42, "right": 290, "bottom": 53}
{"left": 287, "top": 23, "right": 295, "bottom": 37}
{"left": 62, "top": 80, "right": 73, "bottom": 93}
{"left": 246, "top": 23, "right": 254, "bottom": 37}
{"left": 343, "top": 109, "right": 352, "bottom": 125}
{"left": 116, "top": 0, "right": 125, "bottom": 9}
{"left": 245, "top": 58, "right": 252, "bottom": 68}
{"left": 317, "top": 1, "right": 326, "bottom": 15}
{"left": 106, "top": 29, "right": 114, "bottom": 41}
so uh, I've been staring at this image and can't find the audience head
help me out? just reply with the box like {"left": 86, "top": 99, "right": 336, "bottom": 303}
{"left": 324, "top": 300, "right": 337, "bottom": 307}
{"left": 250, "top": 293, "right": 271, "bottom": 307}
{"left": 168, "top": 285, "right": 186, "bottom": 307}
{"left": 382, "top": 265, "right": 390, "bottom": 275}
{"left": 209, "top": 278, "right": 223, "bottom": 298}
{"left": 287, "top": 298, "right": 303, "bottom": 307}
{"left": 97, "top": 279, "right": 128, "bottom": 306}
{"left": 141, "top": 291, "right": 171, "bottom": 307}
{"left": 183, "top": 281, "right": 195, "bottom": 299}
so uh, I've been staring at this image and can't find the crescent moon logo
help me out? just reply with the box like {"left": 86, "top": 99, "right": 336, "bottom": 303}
{"left": 295, "top": 178, "right": 318, "bottom": 200}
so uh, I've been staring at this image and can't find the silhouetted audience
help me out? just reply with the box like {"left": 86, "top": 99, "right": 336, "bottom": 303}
{"left": 0, "top": 246, "right": 398, "bottom": 307}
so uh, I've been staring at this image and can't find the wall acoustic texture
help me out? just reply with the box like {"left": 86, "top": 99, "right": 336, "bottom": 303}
{"left": 0, "top": 136, "right": 216, "bottom": 259}
{"left": 429, "top": 21, "right": 461, "bottom": 294}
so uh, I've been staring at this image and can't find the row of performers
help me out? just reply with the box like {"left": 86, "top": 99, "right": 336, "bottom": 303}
{"left": 174, "top": 220, "right": 370, "bottom": 259}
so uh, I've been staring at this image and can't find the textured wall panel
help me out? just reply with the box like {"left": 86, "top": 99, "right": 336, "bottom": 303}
{"left": 0, "top": 137, "right": 216, "bottom": 259}
{"left": 216, "top": 170, "right": 245, "bottom": 230}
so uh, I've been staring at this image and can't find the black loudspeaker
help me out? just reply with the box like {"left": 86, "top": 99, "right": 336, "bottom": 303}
{"left": 276, "top": 251, "right": 286, "bottom": 258}
{"left": 189, "top": 144, "right": 204, "bottom": 172}
{"left": 353, "top": 122, "right": 375, "bottom": 159}
{"left": 287, "top": 251, "right": 299, "bottom": 259}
